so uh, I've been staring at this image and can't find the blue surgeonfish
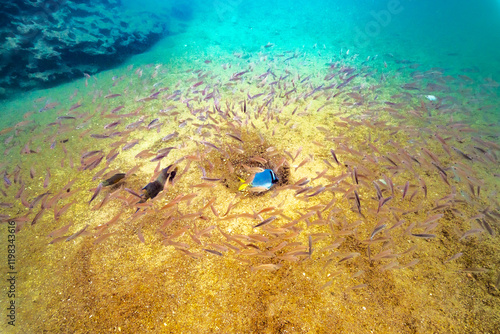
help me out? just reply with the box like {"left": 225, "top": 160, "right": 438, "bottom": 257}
{"left": 239, "top": 169, "right": 278, "bottom": 191}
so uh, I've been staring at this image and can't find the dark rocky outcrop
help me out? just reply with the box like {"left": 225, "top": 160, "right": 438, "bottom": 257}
{"left": 0, "top": 0, "right": 166, "bottom": 98}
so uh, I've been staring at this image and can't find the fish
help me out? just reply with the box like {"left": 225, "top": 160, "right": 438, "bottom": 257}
{"left": 101, "top": 173, "right": 126, "bottom": 187}
{"left": 239, "top": 169, "right": 278, "bottom": 191}
{"left": 254, "top": 216, "right": 277, "bottom": 228}
{"left": 444, "top": 252, "right": 463, "bottom": 264}
{"left": 370, "top": 224, "right": 387, "bottom": 239}
{"left": 251, "top": 264, "right": 282, "bottom": 271}
{"left": 377, "top": 196, "right": 393, "bottom": 213}
{"left": 66, "top": 224, "right": 89, "bottom": 242}
{"left": 330, "top": 149, "right": 340, "bottom": 165}
{"left": 203, "top": 249, "right": 223, "bottom": 256}
{"left": 412, "top": 233, "right": 436, "bottom": 238}
{"left": 89, "top": 183, "right": 103, "bottom": 204}
{"left": 402, "top": 181, "right": 409, "bottom": 200}
{"left": 140, "top": 165, "right": 178, "bottom": 202}
{"left": 104, "top": 121, "right": 121, "bottom": 129}
{"left": 47, "top": 223, "right": 73, "bottom": 238}
{"left": 93, "top": 232, "right": 116, "bottom": 245}
{"left": 162, "top": 132, "right": 179, "bottom": 142}
{"left": 104, "top": 93, "right": 122, "bottom": 99}
{"left": 125, "top": 188, "right": 143, "bottom": 198}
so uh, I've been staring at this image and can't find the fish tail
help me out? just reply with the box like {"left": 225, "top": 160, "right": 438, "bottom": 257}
{"left": 237, "top": 177, "right": 250, "bottom": 191}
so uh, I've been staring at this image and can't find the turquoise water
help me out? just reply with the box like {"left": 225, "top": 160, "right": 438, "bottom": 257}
{"left": 1, "top": 1, "right": 499, "bottom": 333}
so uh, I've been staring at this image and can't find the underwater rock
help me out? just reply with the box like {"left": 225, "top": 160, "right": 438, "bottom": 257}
{"left": 0, "top": 0, "right": 166, "bottom": 98}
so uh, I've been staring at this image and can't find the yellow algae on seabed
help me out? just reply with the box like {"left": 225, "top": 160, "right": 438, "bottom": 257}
{"left": 0, "top": 48, "right": 499, "bottom": 334}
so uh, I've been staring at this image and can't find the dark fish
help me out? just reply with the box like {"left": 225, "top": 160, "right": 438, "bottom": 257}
{"left": 102, "top": 173, "right": 126, "bottom": 186}
{"left": 141, "top": 165, "right": 178, "bottom": 202}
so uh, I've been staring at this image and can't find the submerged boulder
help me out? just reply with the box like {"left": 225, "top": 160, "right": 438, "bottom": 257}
{"left": 0, "top": 0, "right": 166, "bottom": 98}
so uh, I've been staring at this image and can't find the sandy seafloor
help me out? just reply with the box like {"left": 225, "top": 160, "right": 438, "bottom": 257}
{"left": 1, "top": 1, "right": 500, "bottom": 333}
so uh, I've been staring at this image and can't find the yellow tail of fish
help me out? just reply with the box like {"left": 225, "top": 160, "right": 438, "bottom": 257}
{"left": 238, "top": 177, "right": 249, "bottom": 191}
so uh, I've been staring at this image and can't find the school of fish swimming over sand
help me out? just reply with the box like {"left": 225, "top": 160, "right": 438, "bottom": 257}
{"left": 1, "top": 46, "right": 500, "bottom": 301}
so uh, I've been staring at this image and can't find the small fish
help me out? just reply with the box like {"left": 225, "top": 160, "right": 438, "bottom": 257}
{"left": 105, "top": 93, "right": 121, "bottom": 99}
{"left": 31, "top": 209, "right": 45, "bottom": 225}
{"left": 125, "top": 188, "right": 142, "bottom": 198}
{"left": 3, "top": 174, "right": 12, "bottom": 187}
{"left": 330, "top": 149, "right": 340, "bottom": 165}
{"left": 89, "top": 183, "right": 103, "bottom": 204}
{"left": 226, "top": 133, "right": 243, "bottom": 143}
{"left": 162, "top": 132, "right": 179, "bottom": 142}
{"left": 402, "top": 181, "right": 409, "bottom": 200}
{"left": 412, "top": 233, "right": 436, "bottom": 238}
{"left": 452, "top": 146, "right": 473, "bottom": 161}
{"left": 251, "top": 264, "right": 282, "bottom": 271}
{"left": 104, "top": 121, "right": 121, "bottom": 129}
{"left": 254, "top": 216, "right": 277, "bottom": 228}
{"left": 48, "top": 223, "right": 73, "bottom": 238}
{"left": 102, "top": 173, "right": 126, "bottom": 187}
{"left": 354, "top": 190, "right": 361, "bottom": 213}
{"left": 137, "top": 227, "right": 145, "bottom": 243}
{"left": 203, "top": 249, "right": 223, "bottom": 256}
{"left": 66, "top": 224, "right": 89, "bottom": 242}
{"left": 377, "top": 196, "right": 393, "bottom": 213}
{"left": 370, "top": 224, "right": 386, "bottom": 239}
{"left": 43, "top": 169, "right": 50, "bottom": 188}
{"left": 444, "top": 252, "right": 463, "bottom": 264}
{"left": 93, "top": 232, "right": 116, "bottom": 245}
